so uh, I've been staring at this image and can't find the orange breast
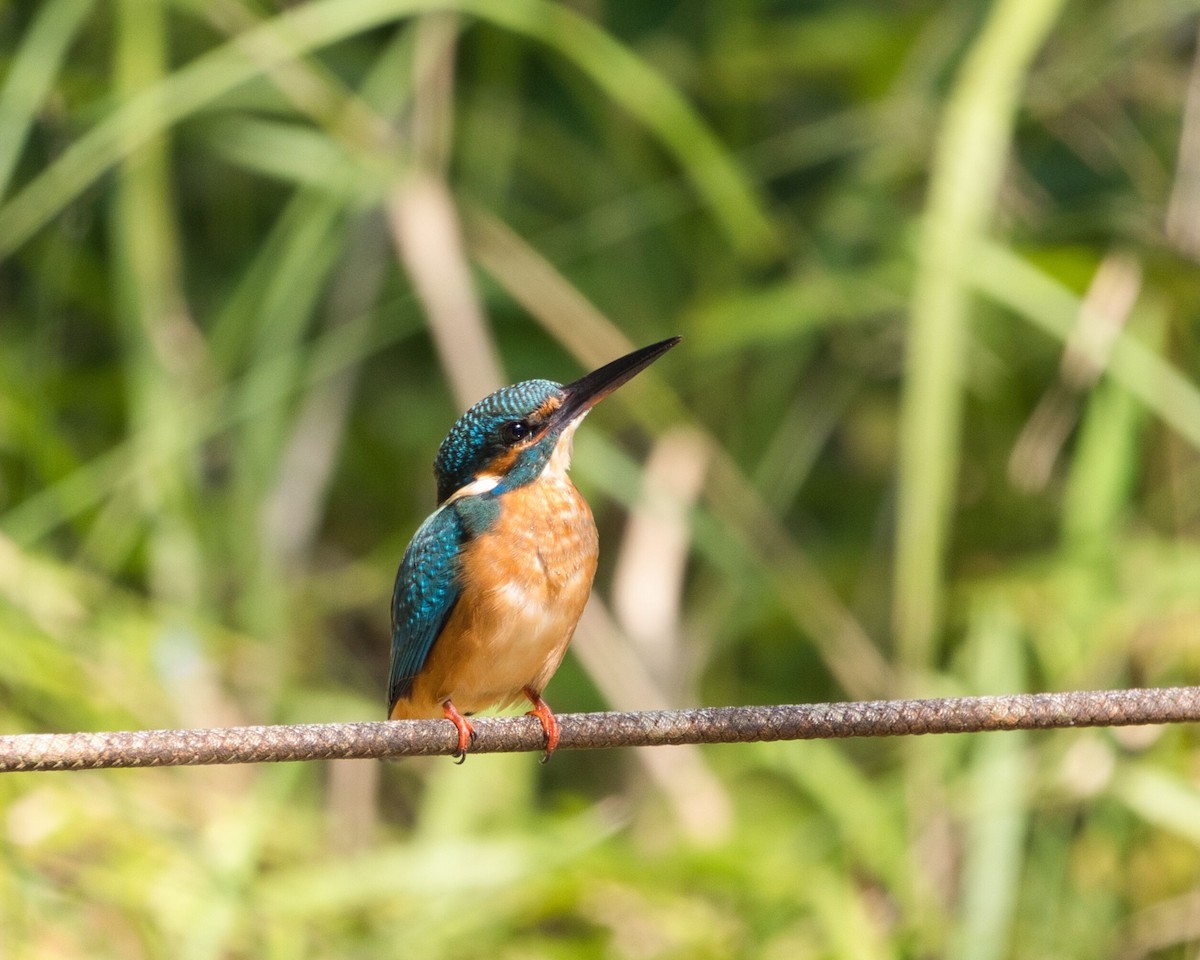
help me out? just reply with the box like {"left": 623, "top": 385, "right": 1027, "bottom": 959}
{"left": 392, "top": 472, "right": 599, "bottom": 719}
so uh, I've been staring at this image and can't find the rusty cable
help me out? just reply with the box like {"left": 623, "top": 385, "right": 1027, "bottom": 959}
{"left": 2, "top": 686, "right": 1197, "bottom": 772}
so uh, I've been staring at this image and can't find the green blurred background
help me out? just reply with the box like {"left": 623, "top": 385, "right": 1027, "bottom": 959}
{"left": 3, "top": 0, "right": 1200, "bottom": 956}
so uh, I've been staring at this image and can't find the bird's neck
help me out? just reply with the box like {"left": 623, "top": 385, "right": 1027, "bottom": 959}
{"left": 544, "top": 421, "right": 578, "bottom": 481}
{"left": 447, "top": 425, "right": 582, "bottom": 539}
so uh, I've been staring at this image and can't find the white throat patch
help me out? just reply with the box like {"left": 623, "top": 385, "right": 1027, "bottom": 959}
{"left": 446, "top": 473, "right": 501, "bottom": 503}
{"left": 548, "top": 415, "right": 586, "bottom": 478}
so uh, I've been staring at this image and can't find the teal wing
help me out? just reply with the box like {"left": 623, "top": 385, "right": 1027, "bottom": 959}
{"left": 388, "top": 505, "right": 466, "bottom": 714}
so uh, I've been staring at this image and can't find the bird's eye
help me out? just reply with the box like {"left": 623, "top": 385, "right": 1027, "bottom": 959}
{"left": 501, "top": 420, "right": 530, "bottom": 444}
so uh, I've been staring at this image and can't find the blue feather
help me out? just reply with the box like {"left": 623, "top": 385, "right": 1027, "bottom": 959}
{"left": 387, "top": 495, "right": 503, "bottom": 711}
{"left": 388, "top": 504, "right": 466, "bottom": 711}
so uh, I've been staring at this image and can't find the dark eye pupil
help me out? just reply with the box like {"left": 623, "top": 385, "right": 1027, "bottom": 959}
{"left": 503, "top": 420, "right": 529, "bottom": 443}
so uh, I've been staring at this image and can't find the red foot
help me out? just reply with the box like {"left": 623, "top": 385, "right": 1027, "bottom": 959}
{"left": 523, "top": 687, "right": 560, "bottom": 761}
{"left": 442, "top": 700, "right": 476, "bottom": 763}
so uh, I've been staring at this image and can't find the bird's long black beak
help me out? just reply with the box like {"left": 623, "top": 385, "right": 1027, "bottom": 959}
{"left": 553, "top": 336, "right": 681, "bottom": 427}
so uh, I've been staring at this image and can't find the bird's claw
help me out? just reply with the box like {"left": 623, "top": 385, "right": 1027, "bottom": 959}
{"left": 442, "top": 700, "right": 476, "bottom": 763}
{"left": 524, "top": 687, "right": 560, "bottom": 762}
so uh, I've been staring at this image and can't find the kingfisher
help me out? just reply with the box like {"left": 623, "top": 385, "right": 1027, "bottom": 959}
{"left": 388, "top": 336, "right": 681, "bottom": 760}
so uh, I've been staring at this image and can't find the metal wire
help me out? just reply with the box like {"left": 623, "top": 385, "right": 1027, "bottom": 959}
{"left": 2, "top": 686, "right": 1198, "bottom": 772}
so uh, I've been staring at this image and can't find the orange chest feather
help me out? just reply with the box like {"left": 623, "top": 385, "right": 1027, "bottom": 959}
{"left": 459, "top": 476, "right": 599, "bottom": 603}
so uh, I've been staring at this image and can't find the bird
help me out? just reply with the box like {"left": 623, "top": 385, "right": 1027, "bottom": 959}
{"left": 388, "top": 336, "right": 681, "bottom": 760}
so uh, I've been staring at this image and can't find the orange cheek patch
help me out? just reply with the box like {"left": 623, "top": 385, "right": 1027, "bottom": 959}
{"left": 484, "top": 448, "right": 519, "bottom": 475}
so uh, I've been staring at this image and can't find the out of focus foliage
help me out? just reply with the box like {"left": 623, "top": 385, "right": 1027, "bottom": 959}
{"left": 3, "top": 1, "right": 1200, "bottom": 957}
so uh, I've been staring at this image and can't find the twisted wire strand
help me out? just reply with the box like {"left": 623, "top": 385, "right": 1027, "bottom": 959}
{"left": 3, "top": 686, "right": 1198, "bottom": 772}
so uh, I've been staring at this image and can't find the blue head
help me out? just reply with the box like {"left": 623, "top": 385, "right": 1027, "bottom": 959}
{"left": 432, "top": 337, "right": 681, "bottom": 504}
{"left": 434, "top": 379, "right": 565, "bottom": 502}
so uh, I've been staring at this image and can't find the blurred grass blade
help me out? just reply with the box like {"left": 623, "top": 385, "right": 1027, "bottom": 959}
{"left": 972, "top": 242, "right": 1200, "bottom": 451}
{"left": 474, "top": 0, "right": 779, "bottom": 260}
{"left": 0, "top": 0, "right": 775, "bottom": 262}
{"left": 765, "top": 739, "right": 912, "bottom": 901}
{"left": 951, "top": 600, "right": 1029, "bottom": 960}
{"left": 687, "top": 261, "right": 907, "bottom": 354}
{"left": 200, "top": 117, "right": 369, "bottom": 196}
{"left": 1114, "top": 764, "right": 1200, "bottom": 847}
{"left": 388, "top": 174, "right": 504, "bottom": 406}
{"left": 113, "top": 0, "right": 206, "bottom": 608}
{"left": 804, "top": 865, "right": 890, "bottom": 960}
{"left": 894, "top": 0, "right": 1065, "bottom": 668}
{"left": 0, "top": 0, "right": 424, "bottom": 256}
{"left": 0, "top": 305, "right": 421, "bottom": 546}
{"left": 1061, "top": 305, "right": 1162, "bottom": 555}
{"left": 0, "top": 0, "right": 95, "bottom": 198}
{"left": 1062, "top": 377, "right": 1145, "bottom": 555}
